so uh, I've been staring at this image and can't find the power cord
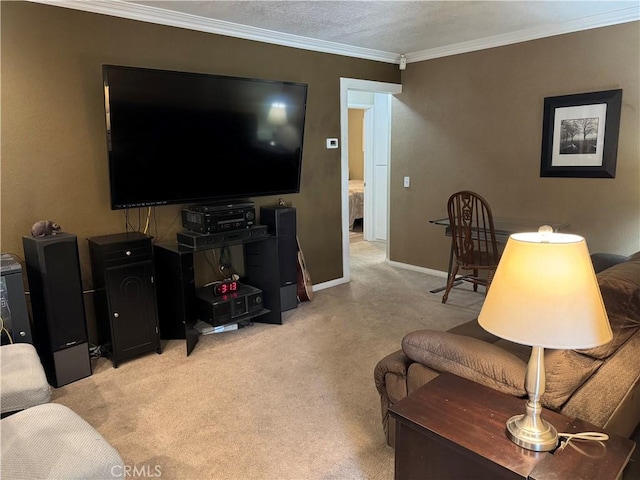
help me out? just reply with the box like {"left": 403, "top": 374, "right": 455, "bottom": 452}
{"left": 0, "top": 316, "right": 14, "bottom": 344}
{"left": 143, "top": 207, "right": 151, "bottom": 234}
{"left": 219, "top": 246, "right": 238, "bottom": 281}
{"left": 89, "top": 344, "right": 103, "bottom": 358}
{"left": 204, "top": 250, "right": 220, "bottom": 277}
{"left": 557, "top": 431, "right": 609, "bottom": 453}
{"left": 152, "top": 207, "right": 181, "bottom": 243}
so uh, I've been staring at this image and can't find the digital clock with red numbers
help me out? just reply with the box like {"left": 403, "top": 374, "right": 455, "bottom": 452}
{"left": 213, "top": 280, "right": 239, "bottom": 296}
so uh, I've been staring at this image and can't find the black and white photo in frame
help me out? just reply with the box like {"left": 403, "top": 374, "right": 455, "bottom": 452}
{"left": 540, "top": 89, "right": 622, "bottom": 178}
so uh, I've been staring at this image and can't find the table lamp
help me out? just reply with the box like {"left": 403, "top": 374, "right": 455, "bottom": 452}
{"left": 478, "top": 226, "right": 612, "bottom": 452}
{"left": 267, "top": 102, "right": 288, "bottom": 146}
{"left": 267, "top": 102, "right": 288, "bottom": 126}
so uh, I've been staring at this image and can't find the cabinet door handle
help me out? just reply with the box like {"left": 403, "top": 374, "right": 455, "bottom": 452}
{"left": 113, "top": 312, "right": 120, "bottom": 318}
{"left": 125, "top": 250, "right": 132, "bottom": 256}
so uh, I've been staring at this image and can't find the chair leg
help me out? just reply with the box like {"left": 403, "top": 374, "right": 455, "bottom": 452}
{"left": 473, "top": 269, "right": 479, "bottom": 292}
{"left": 442, "top": 264, "right": 460, "bottom": 304}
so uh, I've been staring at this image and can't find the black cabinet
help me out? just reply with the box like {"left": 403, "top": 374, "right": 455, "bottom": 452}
{"left": 154, "top": 232, "right": 283, "bottom": 356}
{"left": 88, "top": 232, "right": 161, "bottom": 367}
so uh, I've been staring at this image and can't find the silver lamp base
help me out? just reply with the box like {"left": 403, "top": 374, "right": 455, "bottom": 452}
{"left": 506, "top": 412, "right": 558, "bottom": 452}
{"left": 503, "top": 345, "right": 559, "bottom": 452}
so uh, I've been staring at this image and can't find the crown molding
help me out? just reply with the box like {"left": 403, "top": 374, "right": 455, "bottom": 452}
{"left": 28, "top": 0, "right": 399, "bottom": 64}
{"left": 406, "top": 6, "right": 640, "bottom": 63}
{"left": 29, "top": 1, "right": 639, "bottom": 65}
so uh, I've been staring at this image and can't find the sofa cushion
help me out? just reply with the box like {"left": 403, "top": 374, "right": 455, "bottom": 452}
{"left": 1, "top": 403, "right": 124, "bottom": 479}
{"left": 590, "top": 252, "right": 630, "bottom": 274}
{"left": 579, "top": 260, "right": 640, "bottom": 359}
{"left": 0, "top": 343, "right": 51, "bottom": 414}
{"left": 541, "top": 349, "right": 603, "bottom": 409}
{"left": 628, "top": 251, "right": 640, "bottom": 262}
{"left": 402, "top": 330, "right": 526, "bottom": 397}
{"left": 596, "top": 260, "right": 640, "bottom": 319}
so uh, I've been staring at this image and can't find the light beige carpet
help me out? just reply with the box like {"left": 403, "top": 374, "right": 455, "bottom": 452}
{"left": 51, "top": 241, "right": 485, "bottom": 479}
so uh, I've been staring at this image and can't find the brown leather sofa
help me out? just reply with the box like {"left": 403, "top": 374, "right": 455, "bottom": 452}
{"left": 374, "top": 251, "right": 640, "bottom": 447}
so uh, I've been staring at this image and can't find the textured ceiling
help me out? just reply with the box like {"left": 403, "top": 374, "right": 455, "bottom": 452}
{"left": 32, "top": 0, "right": 640, "bottom": 62}
{"left": 128, "top": 1, "right": 639, "bottom": 55}
{"left": 134, "top": 1, "right": 638, "bottom": 54}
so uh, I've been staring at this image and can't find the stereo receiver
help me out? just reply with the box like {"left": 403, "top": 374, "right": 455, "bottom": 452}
{"left": 196, "top": 282, "right": 264, "bottom": 327}
{"left": 182, "top": 200, "right": 255, "bottom": 234}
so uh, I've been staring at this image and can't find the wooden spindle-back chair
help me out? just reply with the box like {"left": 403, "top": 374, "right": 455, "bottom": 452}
{"left": 442, "top": 191, "right": 500, "bottom": 304}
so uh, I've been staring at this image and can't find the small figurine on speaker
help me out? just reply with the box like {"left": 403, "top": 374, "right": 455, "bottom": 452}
{"left": 31, "top": 220, "right": 61, "bottom": 237}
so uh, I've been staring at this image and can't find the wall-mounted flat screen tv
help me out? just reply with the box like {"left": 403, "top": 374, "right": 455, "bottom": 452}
{"left": 102, "top": 65, "right": 308, "bottom": 210}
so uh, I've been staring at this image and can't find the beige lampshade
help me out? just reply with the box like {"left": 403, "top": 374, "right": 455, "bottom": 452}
{"left": 478, "top": 230, "right": 612, "bottom": 349}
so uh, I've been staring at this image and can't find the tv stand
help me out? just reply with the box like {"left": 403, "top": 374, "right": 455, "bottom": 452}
{"left": 153, "top": 232, "right": 282, "bottom": 356}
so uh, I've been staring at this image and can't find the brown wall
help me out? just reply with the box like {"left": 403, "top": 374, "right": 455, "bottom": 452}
{"left": 0, "top": 1, "right": 399, "bottom": 300}
{"left": 390, "top": 22, "right": 640, "bottom": 273}
{"left": 2, "top": 2, "right": 638, "bottom": 324}
{"left": 348, "top": 109, "right": 365, "bottom": 179}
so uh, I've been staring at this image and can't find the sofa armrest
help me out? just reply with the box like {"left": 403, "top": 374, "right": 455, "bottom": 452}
{"left": 374, "top": 349, "right": 411, "bottom": 401}
{"left": 373, "top": 349, "right": 413, "bottom": 446}
{"left": 402, "top": 330, "right": 527, "bottom": 397}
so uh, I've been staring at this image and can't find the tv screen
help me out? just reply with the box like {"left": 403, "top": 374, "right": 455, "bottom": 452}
{"left": 102, "top": 65, "right": 308, "bottom": 209}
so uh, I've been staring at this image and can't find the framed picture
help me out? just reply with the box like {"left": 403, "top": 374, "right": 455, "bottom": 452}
{"left": 540, "top": 89, "right": 622, "bottom": 178}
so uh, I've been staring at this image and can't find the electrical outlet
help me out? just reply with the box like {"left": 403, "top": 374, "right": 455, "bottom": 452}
{"left": 403, "top": 176, "right": 410, "bottom": 188}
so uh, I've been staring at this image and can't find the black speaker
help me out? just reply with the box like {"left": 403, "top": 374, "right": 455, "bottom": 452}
{"left": 22, "top": 233, "right": 92, "bottom": 387}
{"left": 260, "top": 206, "right": 298, "bottom": 311}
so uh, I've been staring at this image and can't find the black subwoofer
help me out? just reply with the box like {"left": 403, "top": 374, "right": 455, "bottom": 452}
{"left": 22, "top": 233, "right": 92, "bottom": 387}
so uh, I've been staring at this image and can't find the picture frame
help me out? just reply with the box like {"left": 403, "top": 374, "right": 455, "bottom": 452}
{"left": 540, "top": 89, "right": 622, "bottom": 178}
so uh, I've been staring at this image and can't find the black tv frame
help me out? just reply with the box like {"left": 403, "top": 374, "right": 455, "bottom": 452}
{"left": 102, "top": 65, "right": 308, "bottom": 210}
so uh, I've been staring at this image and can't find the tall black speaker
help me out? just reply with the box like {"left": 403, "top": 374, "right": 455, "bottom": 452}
{"left": 22, "top": 233, "right": 92, "bottom": 387}
{"left": 260, "top": 206, "right": 298, "bottom": 311}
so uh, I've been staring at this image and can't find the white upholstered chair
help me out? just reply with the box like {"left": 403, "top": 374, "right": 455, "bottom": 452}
{"left": 0, "top": 343, "right": 51, "bottom": 415}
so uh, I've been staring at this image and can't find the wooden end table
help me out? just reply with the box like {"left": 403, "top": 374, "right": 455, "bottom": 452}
{"left": 389, "top": 373, "right": 635, "bottom": 480}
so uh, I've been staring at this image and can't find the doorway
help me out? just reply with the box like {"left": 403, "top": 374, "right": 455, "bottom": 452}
{"left": 339, "top": 78, "right": 402, "bottom": 284}
{"left": 347, "top": 107, "right": 366, "bottom": 244}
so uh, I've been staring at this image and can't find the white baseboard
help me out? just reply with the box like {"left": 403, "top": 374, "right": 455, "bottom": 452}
{"left": 385, "top": 259, "right": 448, "bottom": 279}
{"left": 312, "top": 260, "right": 447, "bottom": 293}
{"left": 312, "top": 277, "right": 348, "bottom": 292}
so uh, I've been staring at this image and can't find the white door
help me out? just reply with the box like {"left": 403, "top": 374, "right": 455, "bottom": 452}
{"left": 365, "top": 93, "right": 391, "bottom": 243}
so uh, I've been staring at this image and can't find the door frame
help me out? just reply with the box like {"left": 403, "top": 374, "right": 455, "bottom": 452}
{"left": 339, "top": 78, "right": 402, "bottom": 284}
